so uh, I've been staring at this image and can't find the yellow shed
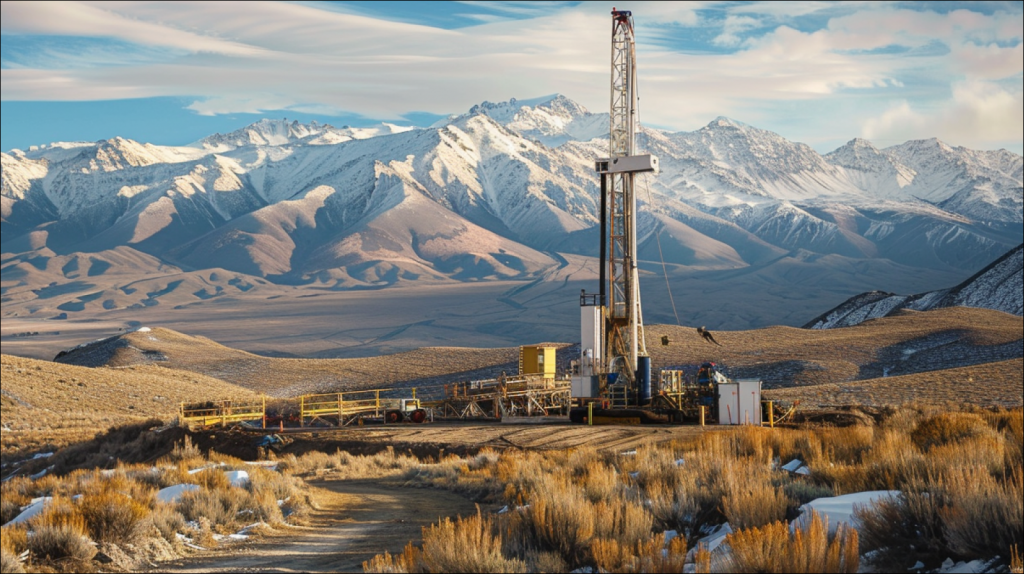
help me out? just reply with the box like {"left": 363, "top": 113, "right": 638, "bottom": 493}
{"left": 519, "top": 345, "right": 557, "bottom": 379}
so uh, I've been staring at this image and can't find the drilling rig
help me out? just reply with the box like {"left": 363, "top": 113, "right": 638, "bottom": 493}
{"left": 569, "top": 9, "right": 766, "bottom": 426}
{"left": 571, "top": 8, "right": 661, "bottom": 421}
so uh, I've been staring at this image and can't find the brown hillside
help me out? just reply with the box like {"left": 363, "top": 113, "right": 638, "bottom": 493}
{"left": 55, "top": 327, "right": 518, "bottom": 397}
{"left": 648, "top": 306, "right": 1022, "bottom": 389}
{"left": 764, "top": 358, "right": 1023, "bottom": 408}
{"left": 0, "top": 354, "right": 256, "bottom": 457}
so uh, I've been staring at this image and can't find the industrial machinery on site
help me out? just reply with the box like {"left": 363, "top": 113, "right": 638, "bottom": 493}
{"left": 569, "top": 9, "right": 762, "bottom": 425}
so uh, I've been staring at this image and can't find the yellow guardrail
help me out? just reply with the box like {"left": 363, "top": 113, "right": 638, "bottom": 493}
{"left": 299, "top": 389, "right": 420, "bottom": 425}
{"left": 180, "top": 397, "right": 266, "bottom": 428}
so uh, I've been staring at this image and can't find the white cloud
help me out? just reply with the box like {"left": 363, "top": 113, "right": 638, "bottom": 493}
{"left": 862, "top": 81, "right": 1024, "bottom": 149}
{"left": 0, "top": 1, "right": 265, "bottom": 56}
{"left": 950, "top": 41, "right": 1024, "bottom": 80}
{"left": 0, "top": 1, "right": 1021, "bottom": 152}
{"left": 712, "top": 15, "right": 761, "bottom": 47}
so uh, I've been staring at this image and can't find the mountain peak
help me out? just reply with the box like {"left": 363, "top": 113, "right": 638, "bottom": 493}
{"left": 467, "top": 94, "right": 588, "bottom": 121}
{"left": 708, "top": 116, "right": 747, "bottom": 129}
{"left": 193, "top": 119, "right": 327, "bottom": 150}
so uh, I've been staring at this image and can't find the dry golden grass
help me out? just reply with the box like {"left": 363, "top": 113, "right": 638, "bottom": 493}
{"left": 591, "top": 534, "right": 688, "bottom": 573}
{"left": 354, "top": 405, "right": 1023, "bottom": 573}
{"left": 726, "top": 511, "right": 859, "bottom": 574}
{"left": 650, "top": 306, "right": 1021, "bottom": 403}
{"left": 766, "top": 358, "right": 1023, "bottom": 408}
{"left": 54, "top": 327, "right": 518, "bottom": 397}
{"left": 0, "top": 353, "right": 256, "bottom": 458}
{"left": 47, "top": 305, "right": 1022, "bottom": 409}
{"left": 363, "top": 509, "right": 526, "bottom": 574}
{"left": 1, "top": 446, "right": 308, "bottom": 572}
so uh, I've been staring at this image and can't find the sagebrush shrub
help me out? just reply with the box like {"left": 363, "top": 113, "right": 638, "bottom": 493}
{"left": 0, "top": 547, "right": 24, "bottom": 574}
{"left": 722, "top": 480, "right": 788, "bottom": 531}
{"left": 0, "top": 496, "right": 27, "bottom": 526}
{"left": 420, "top": 510, "right": 525, "bottom": 573}
{"left": 912, "top": 412, "right": 991, "bottom": 451}
{"left": 726, "top": 510, "right": 858, "bottom": 574}
{"left": 78, "top": 490, "right": 151, "bottom": 544}
{"left": 26, "top": 522, "right": 96, "bottom": 563}
{"left": 940, "top": 467, "right": 1023, "bottom": 560}
{"left": 150, "top": 503, "right": 187, "bottom": 544}
{"left": 0, "top": 525, "right": 29, "bottom": 557}
{"left": 856, "top": 481, "right": 948, "bottom": 570}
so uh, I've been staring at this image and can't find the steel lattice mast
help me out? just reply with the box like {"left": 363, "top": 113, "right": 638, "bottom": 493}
{"left": 595, "top": 8, "right": 658, "bottom": 397}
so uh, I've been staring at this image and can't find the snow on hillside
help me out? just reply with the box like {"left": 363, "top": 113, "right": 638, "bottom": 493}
{"left": 806, "top": 243, "right": 1023, "bottom": 329}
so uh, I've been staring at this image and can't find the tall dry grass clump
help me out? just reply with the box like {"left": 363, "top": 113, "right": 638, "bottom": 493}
{"left": 355, "top": 405, "right": 1024, "bottom": 573}
{"left": 726, "top": 511, "right": 858, "bottom": 574}
{"left": 511, "top": 472, "right": 595, "bottom": 565}
{"left": 363, "top": 509, "right": 525, "bottom": 574}
{"left": 78, "top": 490, "right": 151, "bottom": 544}
{"left": 23, "top": 500, "right": 97, "bottom": 566}
{"left": 581, "top": 460, "right": 620, "bottom": 503}
{"left": 911, "top": 412, "right": 991, "bottom": 451}
{"left": 939, "top": 466, "right": 1023, "bottom": 559}
{"left": 420, "top": 510, "right": 525, "bottom": 573}
{"left": 1, "top": 443, "right": 310, "bottom": 571}
{"left": 1, "top": 528, "right": 26, "bottom": 574}
{"left": 857, "top": 455, "right": 1022, "bottom": 569}
{"left": 722, "top": 481, "right": 789, "bottom": 531}
{"left": 591, "top": 534, "right": 688, "bottom": 574}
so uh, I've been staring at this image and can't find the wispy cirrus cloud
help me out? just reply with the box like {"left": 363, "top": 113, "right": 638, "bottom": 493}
{"left": 0, "top": 1, "right": 1021, "bottom": 153}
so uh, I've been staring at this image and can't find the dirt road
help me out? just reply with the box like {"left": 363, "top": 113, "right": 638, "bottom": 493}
{"left": 155, "top": 480, "right": 484, "bottom": 573}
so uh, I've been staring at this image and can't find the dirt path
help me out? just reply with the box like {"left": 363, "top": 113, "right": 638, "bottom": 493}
{"left": 155, "top": 480, "right": 484, "bottom": 573}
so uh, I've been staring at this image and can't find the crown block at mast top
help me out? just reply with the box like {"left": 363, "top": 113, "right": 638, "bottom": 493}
{"left": 596, "top": 7, "right": 659, "bottom": 175}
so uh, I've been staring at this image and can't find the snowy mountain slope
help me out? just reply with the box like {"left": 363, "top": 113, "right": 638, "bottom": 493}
{"left": 805, "top": 243, "right": 1023, "bottom": 329}
{"left": 826, "top": 137, "right": 1023, "bottom": 223}
{"left": 462, "top": 94, "right": 608, "bottom": 148}
{"left": 194, "top": 118, "right": 418, "bottom": 152}
{"left": 1, "top": 94, "right": 1021, "bottom": 320}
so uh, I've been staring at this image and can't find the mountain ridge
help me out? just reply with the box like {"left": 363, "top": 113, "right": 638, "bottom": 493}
{"left": 3, "top": 95, "right": 1021, "bottom": 331}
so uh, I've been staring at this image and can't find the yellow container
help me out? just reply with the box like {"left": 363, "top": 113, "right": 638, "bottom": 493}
{"left": 519, "top": 345, "right": 557, "bottom": 379}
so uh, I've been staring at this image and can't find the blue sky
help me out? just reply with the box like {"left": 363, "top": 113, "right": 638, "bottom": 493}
{"left": 2, "top": 1, "right": 1021, "bottom": 153}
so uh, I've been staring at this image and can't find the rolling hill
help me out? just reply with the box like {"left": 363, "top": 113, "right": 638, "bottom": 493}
{"left": 0, "top": 353, "right": 256, "bottom": 457}
{"left": 53, "top": 327, "right": 518, "bottom": 397}
{"left": 51, "top": 306, "right": 1022, "bottom": 405}
{"left": 806, "top": 243, "right": 1023, "bottom": 329}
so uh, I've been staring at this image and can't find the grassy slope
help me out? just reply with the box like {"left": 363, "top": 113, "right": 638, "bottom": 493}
{"left": 56, "top": 327, "right": 518, "bottom": 396}
{"left": 0, "top": 354, "right": 256, "bottom": 457}
{"left": 647, "top": 307, "right": 1022, "bottom": 388}
{"left": 51, "top": 307, "right": 1022, "bottom": 401}
{"left": 764, "top": 358, "right": 1023, "bottom": 408}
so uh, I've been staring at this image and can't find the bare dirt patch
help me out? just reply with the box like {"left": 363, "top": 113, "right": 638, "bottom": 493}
{"left": 152, "top": 480, "right": 486, "bottom": 573}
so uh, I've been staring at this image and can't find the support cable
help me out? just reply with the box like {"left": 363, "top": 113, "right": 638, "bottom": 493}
{"left": 640, "top": 172, "right": 681, "bottom": 326}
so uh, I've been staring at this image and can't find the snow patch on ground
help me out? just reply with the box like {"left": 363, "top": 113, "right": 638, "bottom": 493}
{"left": 794, "top": 490, "right": 898, "bottom": 534}
{"left": 156, "top": 484, "right": 201, "bottom": 504}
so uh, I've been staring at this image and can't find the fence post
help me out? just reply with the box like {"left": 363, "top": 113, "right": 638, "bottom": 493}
{"left": 700, "top": 405, "right": 705, "bottom": 427}
{"left": 588, "top": 401, "right": 593, "bottom": 426}
{"left": 768, "top": 401, "right": 774, "bottom": 428}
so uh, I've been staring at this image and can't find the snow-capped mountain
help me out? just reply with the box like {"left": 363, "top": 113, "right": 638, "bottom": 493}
{"left": 805, "top": 243, "right": 1023, "bottom": 329}
{"left": 2, "top": 95, "right": 1021, "bottom": 326}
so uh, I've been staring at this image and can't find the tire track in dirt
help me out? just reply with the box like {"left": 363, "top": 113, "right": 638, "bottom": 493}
{"left": 153, "top": 480, "right": 484, "bottom": 573}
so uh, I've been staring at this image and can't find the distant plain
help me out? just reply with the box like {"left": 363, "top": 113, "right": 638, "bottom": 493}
{"left": 1, "top": 254, "right": 966, "bottom": 362}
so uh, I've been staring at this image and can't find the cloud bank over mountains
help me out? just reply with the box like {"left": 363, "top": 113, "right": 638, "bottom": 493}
{"left": 1, "top": 1, "right": 1021, "bottom": 154}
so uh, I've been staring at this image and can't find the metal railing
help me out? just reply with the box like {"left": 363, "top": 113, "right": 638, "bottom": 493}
{"left": 299, "top": 389, "right": 420, "bottom": 426}
{"left": 180, "top": 398, "right": 266, "bottom": 428}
